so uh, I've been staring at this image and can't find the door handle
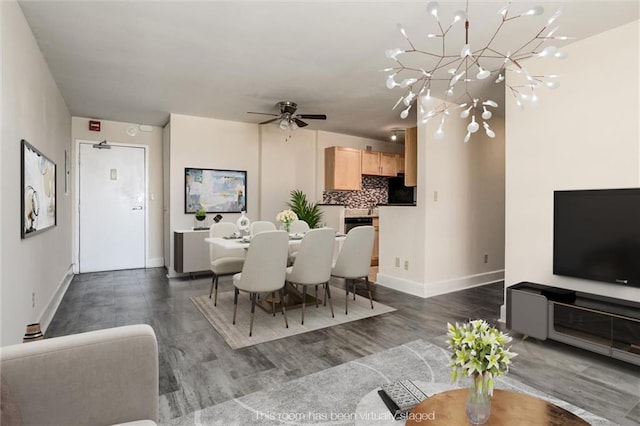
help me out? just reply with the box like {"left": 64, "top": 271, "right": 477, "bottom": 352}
{"left": 132, "top": 206, "right": 143, "bottom": 210}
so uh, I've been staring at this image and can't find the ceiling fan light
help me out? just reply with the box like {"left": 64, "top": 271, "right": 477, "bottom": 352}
{"left": 278, "top": 119, "right": 290, "bottom": 130}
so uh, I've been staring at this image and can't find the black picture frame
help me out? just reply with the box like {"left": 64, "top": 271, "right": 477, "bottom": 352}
{"left": 21, "top": 139, "right": 57, "bottom": 238}
{"left": 185, "top": 168, "right": 247, "bottom": 214}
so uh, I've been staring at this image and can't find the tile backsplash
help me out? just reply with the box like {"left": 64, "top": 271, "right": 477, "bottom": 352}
{"left": 322, "top": 175, "right": 388, "bottom": 208}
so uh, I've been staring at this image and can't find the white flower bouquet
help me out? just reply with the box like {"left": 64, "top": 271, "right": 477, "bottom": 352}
{"left": 447, "top": 319, "right": 517, "bottom": 395}
{"left": 276, "top": 209, "right": 298, "bottom": 226}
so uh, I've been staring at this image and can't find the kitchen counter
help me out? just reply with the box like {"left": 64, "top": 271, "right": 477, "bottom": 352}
{"left": 344, "top": 208, "right": 378, "bottom": 218}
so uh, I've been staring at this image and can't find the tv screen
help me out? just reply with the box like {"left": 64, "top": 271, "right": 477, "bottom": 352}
{"left": 553, "top": 188, "right": 640, "bottom": 287}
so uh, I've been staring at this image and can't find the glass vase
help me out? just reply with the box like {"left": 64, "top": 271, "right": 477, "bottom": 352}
{"left": 465, "top": 374, "right": 491, "bottom": 425}
{"left": 284, "top": 222, "right": 291, "bottom": 233}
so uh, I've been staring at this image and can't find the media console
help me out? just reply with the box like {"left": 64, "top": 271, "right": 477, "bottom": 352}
{"left": 507, "top": 282, "right": 640, "bottom": 366}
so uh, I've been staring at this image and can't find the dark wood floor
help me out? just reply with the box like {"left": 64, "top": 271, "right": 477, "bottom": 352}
{"left": 46, "top": 268, "right": 640, "bottom": 425}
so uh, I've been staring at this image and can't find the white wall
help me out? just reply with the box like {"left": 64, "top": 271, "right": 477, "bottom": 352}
{"left": 71, "top": 118, "right": 164, "bottom": 268}
{"left": 259, "top": 125, "right": 317, "bottom": 224}
{"left": 504, "top": 20, "right": 640, "bottom": 306}
{"left": 1, "top": 1, "right": 73, "bottom": 345}
{"left": 378, "top": 109, "right": 506, "bottom": 297}
{"left": 166, "top": 114, "right": 259, "bottom": 274}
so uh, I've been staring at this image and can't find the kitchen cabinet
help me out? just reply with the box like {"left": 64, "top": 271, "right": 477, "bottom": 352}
{"left": 362, "top": 150, "right": 397, "bottom": 176}
{"left": 396, "top": 154, "right": 405, "bottom": 174}
{"left": 325, "top": 146, "right": 362, "bottom": 191}
{"left": 404, "top": 126, "right": 417, "bottom": 186}
{"left": 371, "top": 217, "right": 379, "bottom": 266}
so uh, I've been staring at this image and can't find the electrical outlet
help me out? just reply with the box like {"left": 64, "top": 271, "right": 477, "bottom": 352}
{"left": 395, "top": 257, "right": 400, "bottom": 267}
{"left": 404, "top": 260, "right": 409, "bottom": 270}
{"left": 484, "top": 254, "right": 488, "bottom": 263}
{"left": 32, "top": 292, "right": 35, "bottom": 308}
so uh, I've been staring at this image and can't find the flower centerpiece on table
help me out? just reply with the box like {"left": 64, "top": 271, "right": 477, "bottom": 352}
{"left": 276, "top": 209, "right": 298, "bottom": 232}
{"left": 447, "top": 319, "right": 517, "bottom": 424}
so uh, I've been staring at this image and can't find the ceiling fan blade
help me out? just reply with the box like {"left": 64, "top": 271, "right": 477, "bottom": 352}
{"left": 259, "top": 118, "right": 279, "bottom": 125}
{"left": 293, "top": 118, "right": 309, "bottom": 128}
{"left": 247, "top": 112, "right": 279, "bottom": 116}
{"left": 297, "top": 114, "right": 327, "bottom": 120}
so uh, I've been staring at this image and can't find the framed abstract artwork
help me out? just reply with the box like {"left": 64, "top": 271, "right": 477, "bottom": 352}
{"left": 185, "top": 168, "right": 247, "bottom": 213}
{"left": 21, "top": 139, "right": 56, "bottom": 238}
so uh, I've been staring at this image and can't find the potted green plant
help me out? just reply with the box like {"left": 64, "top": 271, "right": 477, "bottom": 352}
{"left": 195, "top": 208, "right": 207, "bottom": 221}
{"left": 286, "top": 189, "right": 323, "bottom": 229}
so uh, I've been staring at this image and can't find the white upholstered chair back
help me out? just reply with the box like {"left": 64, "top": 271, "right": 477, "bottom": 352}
{"left": 286, "top": 227, "right": 336, "bottom": 285}
{"left": 209, "top": 222, "right": 244, "bottom": 261}
{"left": 332, "top": 226, "right": 375, "bottom": 279}
{"left": 250, "top": 221, "right": 276, "bottom": 236}
{"left": 234, "top": 230, "right": 289, "bottom": 293}
{"left": 289, "top": 219, "right": 310, "bottom": 234}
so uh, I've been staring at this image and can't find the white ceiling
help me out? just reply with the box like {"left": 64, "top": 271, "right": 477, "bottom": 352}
{"left": 18, "top": 1, "right": 639, "bottom": 142}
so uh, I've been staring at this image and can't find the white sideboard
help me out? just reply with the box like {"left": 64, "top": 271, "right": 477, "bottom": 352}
{"left": 174, "top": 229, "right": 210, "bottom": 274}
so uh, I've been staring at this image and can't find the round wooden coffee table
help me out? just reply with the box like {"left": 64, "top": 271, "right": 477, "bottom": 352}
{"left": 405, "top": 388, "right": 589, "bottom": 425}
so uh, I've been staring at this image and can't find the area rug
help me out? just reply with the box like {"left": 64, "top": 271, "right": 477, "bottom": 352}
{"left": 191, "top": 287, "right": 396, "bottom": 350}
{"left": 164, "top": 339, "right": 614, "bottom": 426}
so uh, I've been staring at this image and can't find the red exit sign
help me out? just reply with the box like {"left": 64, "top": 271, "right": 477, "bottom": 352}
{"left": 89, "top": 120, "right": 101, "bottom": 131}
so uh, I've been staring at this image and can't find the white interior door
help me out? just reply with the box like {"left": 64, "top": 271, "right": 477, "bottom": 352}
{"left": 79, "top": 143, "right": 145, "bottom": 272}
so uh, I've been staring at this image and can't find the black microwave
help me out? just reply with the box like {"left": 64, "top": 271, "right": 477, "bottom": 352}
{"left": 388, "top": 176, "right": 415, "bottom": 205}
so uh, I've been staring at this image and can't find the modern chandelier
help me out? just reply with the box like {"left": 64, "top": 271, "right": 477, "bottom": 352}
{"left": 384, "top": 1, "right": 570, "bottom": 142}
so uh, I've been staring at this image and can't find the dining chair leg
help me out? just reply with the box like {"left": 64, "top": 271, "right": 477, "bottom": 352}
{"left": 365, "top": 277, "right": 374, "bottom": 309}
{"left": 271, "top": 291, "right": 276, "bottom": 316}
{"left": 345, "top": 279, "right": 349, "bottom": 315}
{"left": 214, "top": 275, "right": 220, "bottom": 306}
{"left": 280, "top": 287, "right": 289, "bottom": 329}
{"left": 325, "top": 283, "right": 335, "bottom": 318}
{"left": 232, "top": 288, "right": 239, "bottom": 325}
{"left": 301, "top": 285, "right": 307, "bottom": 325}
{"left": 249, "top": 292, "right": 257, "bottom": 337}
{"left": 209, "top": 273, "right": 217, "bottom": 299}
{"left": 353, "top": 279, "right": 357, "bottom": 300}
{"left": 315, "top": 285, "right": 319, "bottom": 308}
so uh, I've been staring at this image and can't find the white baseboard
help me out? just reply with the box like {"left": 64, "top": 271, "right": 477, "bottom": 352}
{"left": 39, "top": 265, "right": 74, "bottom": 334}
{"left": 147, "top": 257, "right": 164, "bottom": 268}
{"left": 376, "top": 269, "right": 505, "bottom": 299}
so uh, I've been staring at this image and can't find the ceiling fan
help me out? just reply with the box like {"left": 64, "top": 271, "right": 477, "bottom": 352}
{"left": 247, "top": 101, "right": 327, "bottom": 130}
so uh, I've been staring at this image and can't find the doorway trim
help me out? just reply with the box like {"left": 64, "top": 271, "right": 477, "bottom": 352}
{"left": 73, "top": 139, "right": 149, "bottom": 274}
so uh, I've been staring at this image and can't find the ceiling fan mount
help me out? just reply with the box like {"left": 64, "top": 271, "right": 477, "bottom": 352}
{"left": 247, "top": 101, "right": 327, "bottom": 130}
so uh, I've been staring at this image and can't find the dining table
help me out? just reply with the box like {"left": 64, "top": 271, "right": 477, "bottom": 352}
{"left": 205, "top": 231, "right": 346, "bottom": 312}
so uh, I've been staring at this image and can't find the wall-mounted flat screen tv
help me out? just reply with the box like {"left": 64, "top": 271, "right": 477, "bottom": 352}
{"left": 553, "top": 188, "right": 640, "bottom": 287}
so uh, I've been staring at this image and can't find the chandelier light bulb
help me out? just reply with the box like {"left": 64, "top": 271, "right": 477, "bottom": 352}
{"left": 548, "top": 8, "right": 563, "bottom": 25}
{"left": 538, "top": 46, "right": 557, "bottom": 58}
{"left": 397, "top": 23, "right": 409, "bottom": 39}
{"left": 481, "top": 107, "right": 492, "bottom": 120}
{"left": 554, "top": 51, "right": 568, "bottom": 59}
{"left": 385, "top": 48, "right": 404, "bottom": 60}
{"left": 426, "top": 1, "right": 439, "bottom": 20}
{"left": 546, "top": 81, "right": 560, "bottom": 89}
{"left": 403, "top": 91, "right": 416, "bottom": 106}
{"left": 464, "top": 132, "right": 471, "bottom": 143}
{"left": 483, "top": 100, "right": 498, "bottom": 108}
{"left": 461, "top": 44, "right": 472, "bottom": 58}
{"left": 400, "top": 78, "right": 417, "bottom": 88}
{"left": 483, "top": 122, "right": 496, "bottom": 138}
{"left": 400, "top": 104, "right": 412, "bottom": 119}
{"left": 467, "top": 116, "right": 479, "bottom": 133}
{"left": 495, "top": 73, "right": 505, "bottom": 83}
{"left": 460, "top": 105, "right": 472, "bottom": 118}
{"left": 497, "top": 5, "right": 509, "bottom": 17}
{"left": 476, "top": 67, "right": 490, "bottom": 80}
{"left": 452, "top": 10, "right": 466, "bottom": 24}
{"left": 525, "top": 6, "right": 544, "bottom": 16}
{"left": 386, "top": 75, "right": 398, "bottom": 89}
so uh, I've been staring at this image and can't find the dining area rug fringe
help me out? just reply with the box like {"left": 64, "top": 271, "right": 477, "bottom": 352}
{"left": 191, "top": 287, "right": 396, "bottom": 350}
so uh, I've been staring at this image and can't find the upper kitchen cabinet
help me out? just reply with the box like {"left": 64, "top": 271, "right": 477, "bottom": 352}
{"left": 404, "top": 127, "right": 417, "bottom": 186}
{"left": 325, "top": 146, "right": 362, "bottom": 191}
{"left": 362, "top": 151, "right": 397, "bottom": 177}
{"left": 396, "top": 154, "right": 405, "bottom": 174}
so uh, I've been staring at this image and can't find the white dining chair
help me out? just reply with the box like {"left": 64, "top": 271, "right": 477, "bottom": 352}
{"left": 289, "top": 219, "right": 310, "bottom": 234}
{"left": 331, "top": 225, "right": 375, "bottom": 314}
{"left": 285, "top": 227, "right": 336, "bottom": 324}
{"left": 208, "top": 222, "right": 245, "bottom": 306}
{"left": 287, "top": 219, "right": 311, "bottom": 265}
{"left": 232, "top": 230, "right": 290, "bottom": 336}
{"left": 250, "top": 221, "right": 276, "bottom": 236}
